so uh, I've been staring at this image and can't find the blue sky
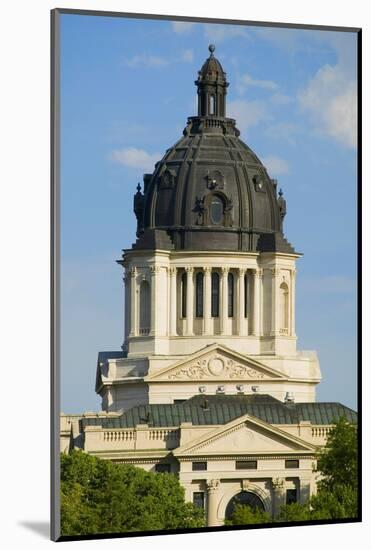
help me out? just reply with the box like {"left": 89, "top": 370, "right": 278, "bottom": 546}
{"left": 60, "top": 14, "right": 357, "bottom": 413}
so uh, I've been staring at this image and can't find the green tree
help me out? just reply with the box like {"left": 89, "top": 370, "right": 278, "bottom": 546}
{"left": 224, "top": 504, "right": 271, "bottom": 526}
{"left": 278, "top": 502, "right": 311, "bottom": 522}
{"left": 60, "top": 451, "right": 205, "bottom": 536}
{"left": 315, "top": 416, "right": 358, "bottom": 491}
{"left": 277, "top": 417, "right": 358, "bottom": 522}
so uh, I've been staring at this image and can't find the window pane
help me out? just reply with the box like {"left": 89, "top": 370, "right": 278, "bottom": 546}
{"left": 196, "top": 272, "right": 204, "bottom": 317}
{"left": 228, "top": 272, "right": 234, "bottom": 317}
{"left": 193, "top": 492, "right": 205, "bottom": 509}
{"left": 155, "top": 463, "right": 171, "bottom": 473}
{"left": 286, "top": 489, "right": 297, "bottom": 505}
{"left": 211, "top": 272, "right": 219, "bottom": 317}
{"left": 210, "top": 95, "right": 215, "bottom": 115}
{"left": 236, "top": 460, "right": 257, "bottom": 470}
{"left": 192, "top": 461, "right": 207, "bottom": 471}
{"left": 210, "top": 196, "right": 223, "bottom": 224}
{"left": 285, "top": 459, "right": 299, "bottom": 469}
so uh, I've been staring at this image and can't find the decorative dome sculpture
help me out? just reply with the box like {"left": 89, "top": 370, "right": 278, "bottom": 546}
{"left": 133, "top": 46, "right": 294, "bottom": 254}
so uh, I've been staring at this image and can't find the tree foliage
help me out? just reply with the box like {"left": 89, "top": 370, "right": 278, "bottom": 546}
{"left": 224, "top": 504, "right": 271, "bottom": 526}
{"left": 315, "top": 416, "right": 358, "bottom": 491}
{"left": 60, "top": 451, "right": 205, "bottom": 536}
{"left": 278, "top": 417, "right": 358, "bottom": 522}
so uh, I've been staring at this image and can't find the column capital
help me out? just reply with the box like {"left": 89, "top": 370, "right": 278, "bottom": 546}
{"left": 169, "top": 266, "right": 177, "bottom": 277}
{"left": 150, "top": 265, "right": 161, "bottom": 275}
{"left": 185, "top": 266, "right": 194, "bottom": 274}
{"left": 130, "top": 266, "right": 137, "bottom": 278}
{"left": 221, "top": 266, "right": 229, "bottom": 277}
{"left": 291, "top": 268, "right": 297, "bottom": 279}
{"left": 253, "top": 267, "right": 262, "bottom": 279}
{"left": 238, "top": 267, "right": 247, "bottom": 277}
{"left": 272, "top": 477, "right": 286, "bottom": 492}
{"left": 204, "top": 266, "right": 212, "bottom": 274}
{"left": 206, "top": 479, "right": 220, "bottom": 493}
{"left": 270, "top": 267, "right": 280, "bottom": 278}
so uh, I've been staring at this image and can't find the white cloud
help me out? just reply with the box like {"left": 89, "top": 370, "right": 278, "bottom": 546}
{"left": 269, "top": 92, "right": 292, "bottom": 105}
{"left": 181, "top": 49, "right": 194, "bottom": 63}
{"left": 228, "top": 99, "right": 268, "bottom": 134}
{"left": 237, "top": 73, "right": 278, "bottom": 93}
{"left": 124, "top": 53, "right": 168, "bottom": 68}
{"left": 261, "top": 155, "right": 289, "bottom": 176}
{"left": 298, "top": 64, "right": 357, "bottom": 149}
{"left": 171, "top": 21, "right": 195, "bottom": 34}
{"left": 264, "top": 122, "right": 299, "bottom": 146}
{"left": 203, "top": 23, "right": 249, "bottom": 42}
{"left": 110, "top": 148, "right": 161, "bottom": 172}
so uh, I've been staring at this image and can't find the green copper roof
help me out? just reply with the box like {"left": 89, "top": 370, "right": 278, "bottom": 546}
{"left": 82, "top": 395, "right": 357, "bottom": 429}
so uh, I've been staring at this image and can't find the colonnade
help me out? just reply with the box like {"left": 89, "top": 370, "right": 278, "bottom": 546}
{"left": 125, "top": 264, "right": 296, "bottom": 340}
{"left": 170, "top": 266, "right": 262, "bottom": 337}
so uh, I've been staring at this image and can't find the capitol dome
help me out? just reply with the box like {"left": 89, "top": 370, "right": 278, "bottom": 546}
{"left": 133, "top": 45, "right": 294, "bottom": 254}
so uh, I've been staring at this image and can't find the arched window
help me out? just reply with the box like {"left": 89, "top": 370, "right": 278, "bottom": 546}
{"left": 279, "top": 282, "right": 289, "bottom": 332}
{"left": 139, "top": 281, "right": 151, "bottom": 334}
{"left": 228, "top": 272, "right": 234, "bottom": 317}
{"left": 210, "top": 195, "right": 224, "bottom": 225}
{"left": 211, "top": 272, "right": 220, "bottom": 317}
{"left": 209, "top": 94, "right": 215, "bottom": 115}
{"left": 244, "top": 272, "right": 248, "bottom": 318}
{"left": 181, "top": 272, "right": 187, "bottom": 318}
{"left": 196, "top": 271, "right": 204, "bottom": 317}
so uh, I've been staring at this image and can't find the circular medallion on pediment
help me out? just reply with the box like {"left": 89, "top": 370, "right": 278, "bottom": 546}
{"left": 208, "top": 357, "right": 224, "bottom": 376}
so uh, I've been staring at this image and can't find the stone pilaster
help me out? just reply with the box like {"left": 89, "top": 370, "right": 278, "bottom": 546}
{"left": 252, "top": 268, "right": 262, "bottom": 336}
{"left": 290, "top": 268, "right": 296, "bottom": 337}
{"left": 169, "top": 266, "right": 177, "bottom": 336}
{"left": 272, "top": 477, "right": 286, "bottom": 519}
{"left": 206, "top": 479, "right": 220, "bottom": 527}
{"left": 150, "top": 265, "right": 160, "bottom": 336}
{"left": 270, "top": 267, "right": 280, "bottom": 336}
{"left": 129, "top": 267, "right": 137, "bottom": 337}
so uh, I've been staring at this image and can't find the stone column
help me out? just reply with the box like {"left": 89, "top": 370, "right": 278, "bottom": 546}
{"left": 252, "top": 268, "right": 261, "bottom": 336}
{"left": 129, "top": 267, "right": 137, "bottom": 337}
{"left": 185, "top": 266, "right": 194, "bottom": 336}
{"left": 206, "top": 479, "right": 220, "bottom": 527}
{"left": 290, "top": 269, "right": 296, "bottom": 337}
{"left": 270, "top": 268, "right": 279, "bottom": 336}
{"left": 272, "top": 477, "right": 286, "bottom": 519}
{"left": 221, "top": 267, "right": 229, "bottom": 335}
{"left": 150, "top": 265, "right": 160, "bottom": 336}
{"left": 169, "top": 266, "right": 177, "bottom": 336}
{"left": 237, "top": 267, "right": 246, "bottom": 335}
{"left": 203, "top": 267, "right": 212, "bottom": 334}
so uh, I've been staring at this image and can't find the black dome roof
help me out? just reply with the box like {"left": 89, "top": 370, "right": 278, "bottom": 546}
{"left": 132, "top": 47, "right": 294, "bottom": 254}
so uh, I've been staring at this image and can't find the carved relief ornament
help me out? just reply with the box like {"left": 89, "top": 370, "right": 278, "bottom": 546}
{"left": 167, "top": 355, "right": 266, "bottom": 380}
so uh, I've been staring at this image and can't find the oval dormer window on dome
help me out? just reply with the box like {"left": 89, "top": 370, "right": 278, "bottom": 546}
{"left": 210, "top": 195, "right": 224, "bottom": 225}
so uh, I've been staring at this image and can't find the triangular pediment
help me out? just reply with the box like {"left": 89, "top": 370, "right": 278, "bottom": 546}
{"left": 146, "top": 344, "right": 286, "bottom": 382}
{"left": 174, "top": 414, "right": 317, "bottom": 457}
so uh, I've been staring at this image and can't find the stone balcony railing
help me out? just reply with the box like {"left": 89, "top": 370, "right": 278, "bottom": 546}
{"left": 84, "top": 425, "right": 180, "bottom": 453}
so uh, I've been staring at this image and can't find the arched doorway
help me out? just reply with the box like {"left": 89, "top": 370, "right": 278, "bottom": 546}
{"left": 225, "top": 491, "right": 265, "bottom": 520}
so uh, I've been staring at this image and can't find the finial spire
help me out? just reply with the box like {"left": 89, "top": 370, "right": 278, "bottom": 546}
{"left": 195, "top": 45, "right": 228, "bottom": 118}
